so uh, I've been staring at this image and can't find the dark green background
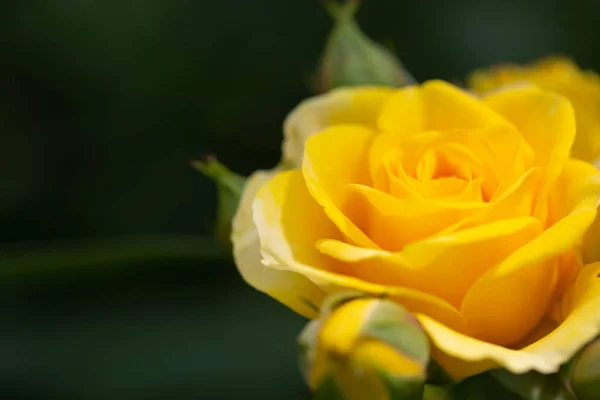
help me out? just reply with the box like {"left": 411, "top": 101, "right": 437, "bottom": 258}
{"left": 0, "top": 1, "right": 599, "bottom": 399}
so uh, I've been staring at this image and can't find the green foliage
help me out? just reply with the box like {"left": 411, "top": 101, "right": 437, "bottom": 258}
{"left": 192, "top": 156, "right": 246, "bottom": 255}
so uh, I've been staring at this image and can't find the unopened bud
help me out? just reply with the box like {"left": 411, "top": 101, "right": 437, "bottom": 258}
{"left": 318, "top": 0, "right": 416, "bottom": 93}
{"left": 298, "top": 296, "right": 429, "bottom": 400}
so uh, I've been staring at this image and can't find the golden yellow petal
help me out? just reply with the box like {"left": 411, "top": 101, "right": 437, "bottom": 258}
{"left": 340, "top": 184, "right": 485, "bottom": 251}
{"left": 460, "top": 160, "right": 600, "bottom": 345}
{"left": 303, "top": 125, "right": 379, "bottom": 248}
{"left": 484, "top": 86, "right": 576, "bottom": 223}
{"left": 318, "top": 217, "right": 541, "bottom": 309}
{"left": 461, "top": 259, "right": 557, "bottom": 346}
{"left": 379, "top": 80, "right": 507, "bottom": 136}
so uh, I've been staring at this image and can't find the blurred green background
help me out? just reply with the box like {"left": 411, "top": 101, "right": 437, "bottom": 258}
{"left": 0, "top": 1, "right": 599, "bottom": 399}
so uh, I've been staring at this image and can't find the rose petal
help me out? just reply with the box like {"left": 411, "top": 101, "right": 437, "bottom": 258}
{"left": 317, "top": 216, "right": 542, "bottom": 308}
{"left": 232, "top": 170, "right": 326, "bottom": 318}
{"left": 303, "top": 125, "right": 379, "bottom": 248}
{"left": 461, "top": 161, "right": 600, "bottom": 345}
{"left": 340, "top": 184, "right": 485, "bottom": 251}
{"left": 484, "top": 86, "right": 576, "bottom": 223}
{"left": 416, "top": 262, "right": 600, "bottom": 380}
{"left": 283, "top": 87, "right": 392, "bottom": 168}
{"left": 379, "top": 80, "right": 508, "bottom": 136}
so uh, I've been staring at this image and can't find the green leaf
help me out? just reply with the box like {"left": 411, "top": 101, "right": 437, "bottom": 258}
{"left": 192, "top": 156, "right": 246, "bottom": 254}
{"left": 491, "top": 369, "right": 576, "bottom": 400}
{"left": 451, "top": 373, "right": 524, "bottom": 400}
{"left": 427, "top": 359, "right": 456, "bottom": 386}
{"left": 317, "top": 0, "right": 416, "bottom": 92}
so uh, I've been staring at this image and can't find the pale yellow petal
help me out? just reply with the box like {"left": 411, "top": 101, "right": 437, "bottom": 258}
{"left": 253, "top": 169, "right": 342, "bottom": 275}
{"left": 282, "top": 87, "right": 392, "bottom": 168}
{"left": 417, "top": 314, "right": 565, "bottom": 380}
{"left": 232, "top": 170, "right": 325, "bottom": 318}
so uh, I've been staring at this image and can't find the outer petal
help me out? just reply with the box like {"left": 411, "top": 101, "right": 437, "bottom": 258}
{"left": 416, "top": 262, "right": 600, "bottom": 380}
{"left": 253, "top": 169, "right": 468, "bottom": 333}
{"left": 378, "top": 80, "right": 507, "bottom": 136}
{"left": 469, "top": 57, "right": 600, "bottom": 163}
{"left": 484, "top": 86, "right": 576, "bottom": 223}
{"left": 231, "top": 170, "right": 326, "bottom": 318}
{"left": 282, "top": 87, "right": 392, "bottom": 168}
{"left": 527, "top": 262, "right": 600, "bottom": 355}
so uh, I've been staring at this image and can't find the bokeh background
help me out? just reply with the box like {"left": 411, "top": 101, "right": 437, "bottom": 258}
{"left": 1, "top": 1, "right": 600, "bottom": 399}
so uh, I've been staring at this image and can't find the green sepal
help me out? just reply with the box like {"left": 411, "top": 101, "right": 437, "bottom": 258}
{"left": 378, "top": 368, "right": 425, "bottom": 400}
{"left": 191, "top": 156, "right": 246, "bottom": 254}
{"left": 317, "top": 0, "right": 416, "bottom": 92}
{"left": 297, "top": 319, "right": 322, "bottom": 385}
{"left": 361, "top": 300, "right": 429, "bottom": 367}
{"left": 423, "top": 384, "right": 452, "bottom": 400}
{"left": 561, "top": 337, "right": 600, "bottom": 400}
{"left": 320, "top": 291, "right": 370, "bottom": 315}
{"left": 450, "top": 372, "right": 524, "bottom": 400}
{"left": 313, "top": 373, "right": 348, "bottom": 400}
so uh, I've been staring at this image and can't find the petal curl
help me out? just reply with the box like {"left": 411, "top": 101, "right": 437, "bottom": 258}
{"left": 232, "top": 170, "right": 325, "bottom": 317}
{"left": 282, "top": 87, "right": 392, "bottom": 168}
{"left": 416, "top": 262, "right": 600, "bottom": 380}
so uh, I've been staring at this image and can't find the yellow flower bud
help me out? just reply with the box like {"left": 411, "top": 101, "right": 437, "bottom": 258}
{"left": 298, "top": 297, "right": 429, "bottom": 400}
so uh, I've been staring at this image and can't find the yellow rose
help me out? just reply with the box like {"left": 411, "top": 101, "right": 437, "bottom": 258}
{"left": 232, "top": 80, "right": 600, "bottom": 379}
{"left": 469, "top": 57, "right": 600, "bottom": 163}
